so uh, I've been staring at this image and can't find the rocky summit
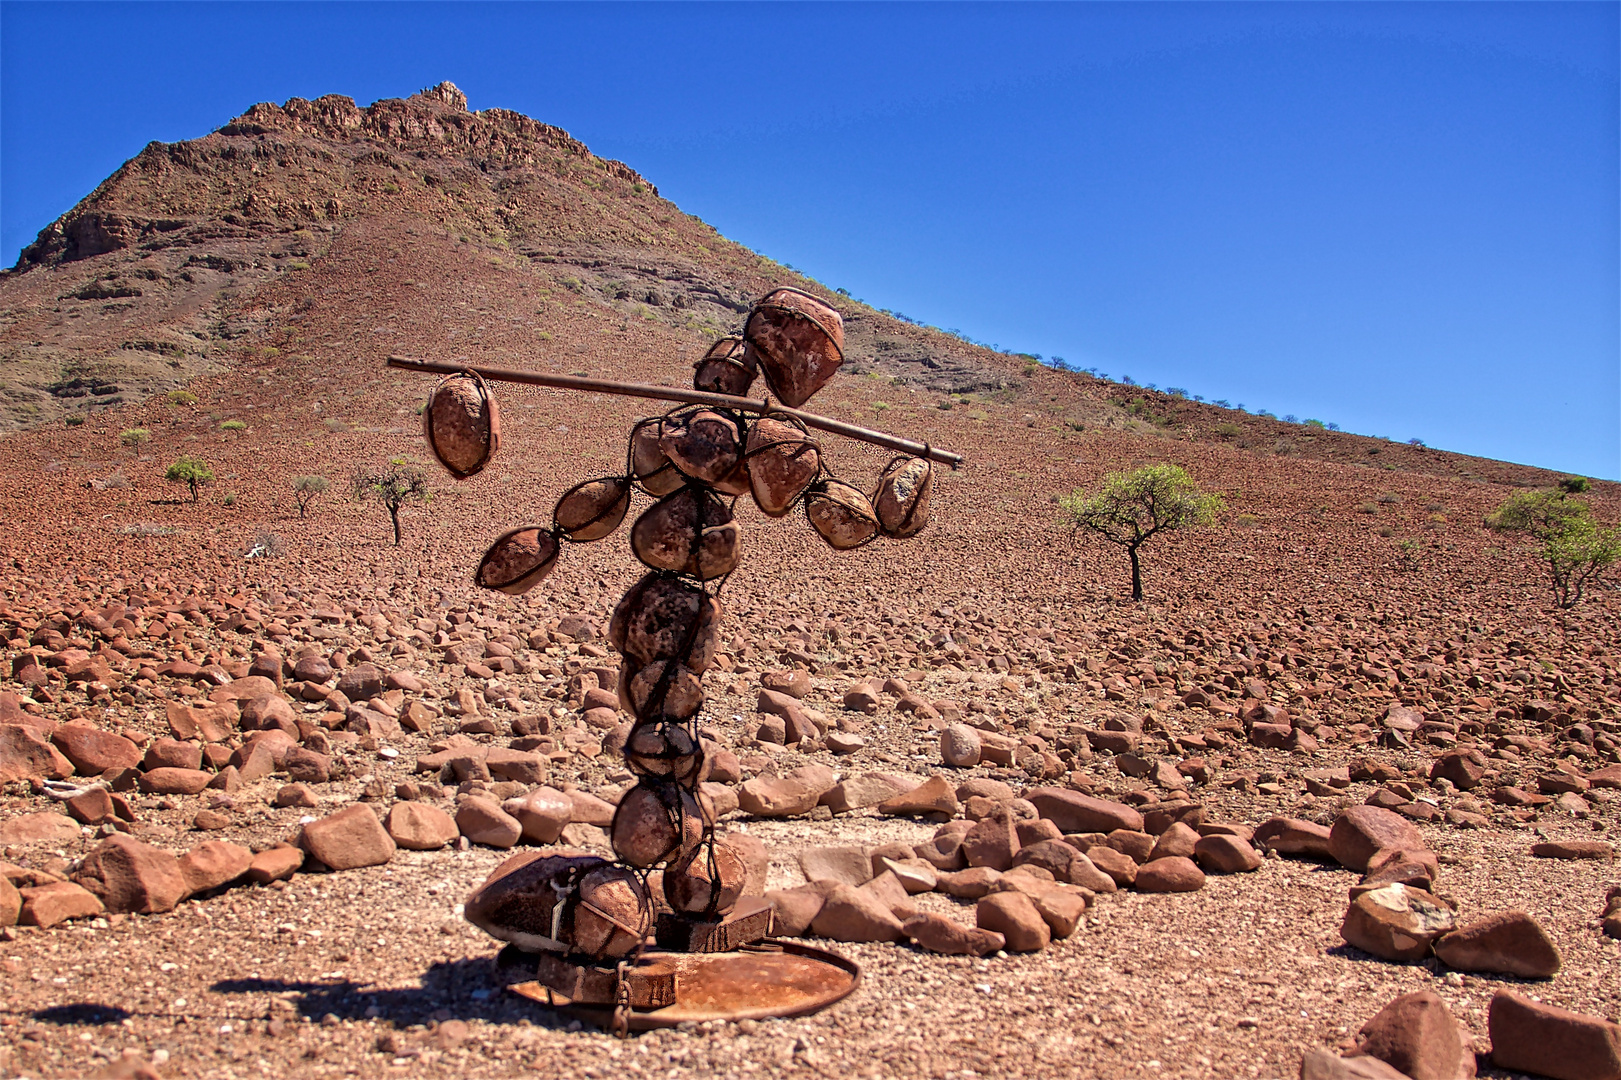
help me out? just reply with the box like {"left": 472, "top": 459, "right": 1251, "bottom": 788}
{"left": 0, "top": 82, "right": 1618, "bottom": 1080}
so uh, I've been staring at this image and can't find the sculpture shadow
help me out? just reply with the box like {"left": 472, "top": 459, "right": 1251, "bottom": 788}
{"left": 210, "top": 950, "right": 568, "bottom": 1029}
{"left": 31, "top": 1003, "right": 134, "bottom": 1026}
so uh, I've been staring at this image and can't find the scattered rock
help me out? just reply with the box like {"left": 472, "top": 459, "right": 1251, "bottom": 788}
{"left": 1489, "top": 989, "right": 1621, "bottom": 1080}
{"left": 941, "top": 723, "right": 982, "bottom": 767}
{"left": 810, "top": 882, "right": 905, "bottom": 942}
{"left": 1531, "top": 840, "right": 1613, "bottom": 860}
{"left": 800, "top": 845, "right": 875, "bottom": 886}
{"left": 975, "top": 891, "right": 1050, "bottom": 952}
{"left": 19, "top": 880, "right": 104, "bottom": 927}
{"left": 177, "top": 840, "right": 254, "bottom": 894}
{"left": 1340, "top": 883, "right": 1455, "bottom": 962}
{"left": 1433, "top": 910, "right": 1561, "bottom": 978}
{"left": 902, "top": 911, "right": 1005, "bottom": 956}
{"left": 877, "top": 774, "right": 959, "bottom": 818}
{"left": 0, "top": 812, "right": 80, "bottom": 845}
{"left": 386, "top": 802, "right": 459, "bottom": 850}
{"left": 1134, "top": 856, "right": 1206, "bottom": 893}
{"left": 1330, "top": 807, "right": 1428, "bottom": 872}
{"left": 74, "top": 834, "right": 188, "bottom": 914}
{"left": 1027, "top": 788, "right": 1144, "bottom": 834}
{"left": 1299, "top": 1048, "right": 1415, "bottom": 1080}
{"left": 455, "top": 796, "right": 523, "bottom": 848}
{"left": 1355, "top": 991, "right": 1471, "bottom": 1080}
{"left": 301, "top": 804, "right": 396, "bottom": 870}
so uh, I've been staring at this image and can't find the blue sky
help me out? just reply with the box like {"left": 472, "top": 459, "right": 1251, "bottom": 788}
{"left": 3, "top": 2, "right": 1616, "bottom": 477}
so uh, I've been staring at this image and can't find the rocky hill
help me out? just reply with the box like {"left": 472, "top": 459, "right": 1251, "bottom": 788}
{"left": 0, "top": 83, "right": 1618, "bottom": 1080}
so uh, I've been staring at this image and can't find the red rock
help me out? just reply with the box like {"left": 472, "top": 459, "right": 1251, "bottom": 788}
{"left": 1433, "top": 910, "right": 1561, "bottom": 978}
{"left": 766, "top": 883, "right": 833, "bottom": 936}
{"left": 1135, "top": 856, "right": 1205, "bottom": 893}
{"left": 1255, "top": 816, "right": 1336, "bottom": 859}
{"left": 976, "top": 891, "right": 1050, "bottom": 952}
{"left": 293, "top": 655, "right": 333, "bottom": 683}
{"left": 902, "top": 912, "right": 1005, "bottom": 956}
{"left": 941, "top": 724, "right": 982, "bottom": 767}
{"left": 138, "top": 767, "right": 213, "bottom": 795}
{"left": 74, "top": 834, "right": 187, "bottom": 914}
{"left": 938, "top": 866, "right": 1006, "bottom": 900}
{"left": 0, "top": 875, "right": 19, "bottom": 927}
{"left": 0, "top": 812, "right": 81, "bottom": 845}
{"left": 335, "top": 663, "right": 382, "bottom": 701}
{"left": 284, "top": 747, "right": 333, "bottom": 783}
{"left": 1330, "top": 807, "right": 1428, "bottom": 872}
{"left": 240, "top": 695, "right": 298, "bottom": 733}
{"left": 877, "top": 774, "right": 959, "bottom": 817}
{"left": 274, "top": 783, "right": 319, "bottom": 808}
{"left": 0, "top": 723, "right": 73, "bottom": 781}
{"left": 1027, "top": 787, "right": 1144, "bottom": 834}
{"left": 1531, "top": 840, "right": 1613, "bottom": 860}
{"left": 455, "top": 797, "right": 523, "bottom": 848}
{"left": 209, "top": 675, "right": 280, "bottom": 702}
{"left": 386, "top": 802, "right": 459, "bottom": 850}
{"left": 177, "top": 840, "right": 254, "bottom": 894}
{"left": 484, "top": 747, "right": 547, "bottom": 786}
{"left": 1084, "top": 843, "right": 1138, "bottom": 886}
{"left": 810, "top": 882, "right": 905, "bottom": 942}
{"left": 1340, "top": 884, "right": 1455, "bottom": 962}
{"left": 1194, "top": 834, "right": 1263, "bottom": 873}
{"left": 1299, "top": 1048, "right": 1419, "bottom": 1079}
{"left": 963, "top": 811, "right": 1019, "bottom": 871}
{"left": 738, "top": 774, "right": 821, "bottom": 817}
{"left": 1014, "top": 840, "right": 1117, "bottom": 893}
{"left": 1355, "top": 990, "right": 1470, "bottom": 1080}
{"left": 1149, "top": 821, "right": 1200, "bottom": 860}
{"left": 246, "top": 845, "right": 304, "bottom": 884}
{"left": 165, "top": 700, "right": 237, "bottom": 742}
{"left": 142, "top": 737, "right": 202, "bottom": 771}
{"left": 1106, "top": 829, "right": 1157, "bottom": 863}
{"left": 799, "top": 845, "right": 876, "bottom": 886}
{"left": 503, "top": 787, "right": 572, "bottom": 844}
{"left": 51, "top": 724, "right": 140, "bottom": 774}
{"left": 301, "top": 804, "right": 396, "bottom": 870}
{"left": 19, "top": 880, "right": 104, "bottom": 927}
{"left": 1489, "top": 989, "right": 1621, "bottom": 1080}
{"left": 566, "top": 789, "right": 616, "bottom": 827}
{"left": 1429, "top": 750, "right": 1486, "bottom": 791}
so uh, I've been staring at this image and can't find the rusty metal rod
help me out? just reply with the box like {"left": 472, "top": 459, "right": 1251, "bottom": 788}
{"left": 386, "top": 354, "right": 965, "bottom": 469}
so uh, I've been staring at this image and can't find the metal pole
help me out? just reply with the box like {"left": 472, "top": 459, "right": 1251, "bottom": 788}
{"left": 387, "top": 355, "right": 965, "bottom": 469}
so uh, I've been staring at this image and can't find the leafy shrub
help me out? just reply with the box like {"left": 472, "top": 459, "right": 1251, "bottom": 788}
{"left": 1356, "top": 502, "right": 1379, "bottom": 515}
{"left": 166, "top": 390, "right": 197, "bottom": 407}
{"left": 65, "top": 415, "right": 85, "bottom": 427}
{"left": 164, "top": 456, "right": 214, "bottom": 502}
{"left": 219, "top": 420, "right": 246, "bottom": 431}
{"left": 120, "top": 428, "right": 151, "bottom": 449}
{"left": 1559, "top": 476, "right": 1592, "bottom": 494}
{"left": 1487, "top": 489, "right": 1621, "bottom": 608}
{"left": 1304, "top": 419, "right": 1326, "bottom": 429}
{"left": 292, "top": 475, "right": 329, "bottom": 519}
{"left": 1377, "top": 493, "right": 1402, "bottom": 504}
{"left": 1213, "top": 423, "right": 1243, "bottom": 438}
{"left": 353, "top": 459, "right": 430, "bottom": 546}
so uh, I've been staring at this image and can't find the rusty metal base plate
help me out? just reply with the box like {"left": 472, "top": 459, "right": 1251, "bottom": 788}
{"left": 655, "top": 896, "right": 773, "bottom": 953}
{"left": 507, "top": 941, "right": 861, "bottom": 1029}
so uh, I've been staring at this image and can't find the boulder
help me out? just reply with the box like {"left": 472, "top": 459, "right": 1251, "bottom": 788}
{"left": 766, "top": 883, "right": 833, "bottom": 936}
{"left": 51, "top": 725, "right": 140, "bottom": 775}
{"left": 138, "top": 767, "right": 213, "bottom": 795}
{"left": 1330, "top": 807, "right": 1428, "bottom": 872}
{"left": 247, "top": 845, "right": 304, "bottom": 884}
{"left": 1027, "top": 787, "right": 1143, "bottom": 834}
{"left": 1194, "top": 835, "right": 1263, "bottom": 873}
{"left": 1355, "top": 991, "right": 1471, "bottom": 1080}
{"left": 177, "top": 840, "right": 254, "bottom": 895}
{"left": 0, "top": 812, "right": 80, "bottom": 845}
{"left": 941, "top": 724, "right": 982, "bottom": 768}
{"left": 18, "top": 880, "right": 104, "bottom": 927}
{"left": 503, "top": 787, "right": 572, "bottom": 844}
{"left": 799, "top": 845, "right": 875, "bottom": 887}
{"left": 975, "top": 891, "right": 1049, "bottom": 952}
{"left": 455, "top": 797, "right": 523, "bottom": 848}
{"left": 902, "top": 912, "right": 1005, "bottom": 956}
{"left": 962, "top": 811, "right": 1019, "bottom": 872}
{"left": 877, "top": 774, "right": 959, "bottom": 818}
{"left": 1299, "top": 1049, "right": 1416, "bottom": 1080}
{"left": 0, "top": 723, "right": 73, "bottom": 782}
{"left": 1432, "top": 910, "right": 1561, "bottom": 978}
{"left": 0, "top": 875, "right": 19, "bottom": 927}
{"left": 74, "top": 834, "right": 187, "bottom": 914}
{"left": 386, "top": 802, "right": 459, "bottom": 851}
{"left": 1134, "top": 856, "right": 1205, "bottom": 893}
{"left": 301, "top": 804, "right": 396, "bottom": 870}
{"left": 1340, "top": 884, "right": 1455, "bottom": 962}
{"left": 822, "top": 772, "right": 917, "bottom": 814}
{"left": 1489, "top": 989, "right": 1621, "bottom": 1080}
{"left": 810, "top": 883, "right": 905, "bottom": 942}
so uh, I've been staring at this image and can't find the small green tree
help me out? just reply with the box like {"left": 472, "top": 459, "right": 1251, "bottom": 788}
{"left": 1058, "top": 464, "right": 1224, "bottom": 601}
{"left": 119, "top": 428, "right": 150, "bottom": 452}
{"left": 1487, "top": 489, "right": 1620, "bottom": 608}
{"left": 164, "top": 456, "right": 215, "bottom": 503}
{"left": 292, "top": 475, "right": 329, "bottom": 519}
{"left": 353, "top": 459, "right": 429, "bottom": 546}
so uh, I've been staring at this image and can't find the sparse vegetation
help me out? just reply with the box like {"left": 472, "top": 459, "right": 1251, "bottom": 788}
{"left": 119, "top": 428, "right": 151, "bottom": 450}
{"left": 164, "top": 456, "right": 215, "bottom": 503}
{"left": 353, "top": 459, "right": 430, "bottom": 546}
{"left": 219, "top": 419, "right": 246, "bottom": 431}
{"left": 292, "top": 475, "right": 329, "bottom": 519}
{"left": 1356, "top": 501, "right": 1379, "bottom": 515}
{"left": 1487, "top": 488, "right": 1621, "bottom": 608}
{"left": 65, "top": 415, "right": 85, "bottom": 427}
{"left": 1058, "top": 464, "right": 1223, "bottom": 601}
{"left": 166, "top": 390, "right": 197, "bottom": 407}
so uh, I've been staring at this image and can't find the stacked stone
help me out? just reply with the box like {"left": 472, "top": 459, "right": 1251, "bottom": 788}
{"left": 435, "top": 287, "right": 938, "bottom": 961}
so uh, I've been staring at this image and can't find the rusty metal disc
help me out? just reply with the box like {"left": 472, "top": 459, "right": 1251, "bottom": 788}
{"left": 506, "top": 940, "right": 860, "bottom": 1029}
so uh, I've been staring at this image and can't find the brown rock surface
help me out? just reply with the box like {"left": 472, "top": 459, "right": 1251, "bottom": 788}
{"left": 74, "top": 834, "right": 188, "bottom": 914}
{"left": 1340, "top": 884, "right": 1456, "bottom": 962}
{"left": 1355, "top": 991, "right": 1471, "bottom": 1080}
{"left": 1432, "top": 909, "right": 1561, "bottom": 978}
{"left": 301, "top": 804, "right": 396, "bottom": 870}
{"left": 1330, "top": 807, "right": 1429, "bottom": 872}
{"left": 1489, "top": 989, "right": 1621, "bottom": 1080}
